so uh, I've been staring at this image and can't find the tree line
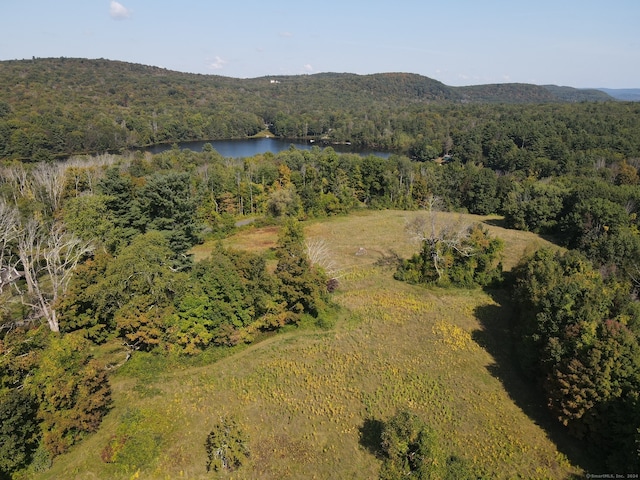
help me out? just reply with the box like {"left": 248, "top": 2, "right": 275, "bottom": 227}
{"left": 0, "top": 58, "right": 630, "bottom": 162}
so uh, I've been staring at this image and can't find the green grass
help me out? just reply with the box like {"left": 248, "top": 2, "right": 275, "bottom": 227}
{"left": 38, "top": 211, "right": 578, "bottom": 479}
{"left": 250, "top": 129, "right": 276, "bottom": 138}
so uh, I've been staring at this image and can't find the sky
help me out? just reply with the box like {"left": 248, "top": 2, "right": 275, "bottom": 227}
{"left": 1, "top": 1, "right": 639, "bottom": 88}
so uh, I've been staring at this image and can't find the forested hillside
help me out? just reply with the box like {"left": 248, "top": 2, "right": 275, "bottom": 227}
{"left": 0, "top": 57, "right": 614, "bottom": 160}
{"left": 2, "top": 57, "right": 640, "bottom": 478}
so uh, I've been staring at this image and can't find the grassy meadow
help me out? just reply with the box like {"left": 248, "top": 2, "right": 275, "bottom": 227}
{"left": 39, "top": 210, "right": 582, "bottom": 479}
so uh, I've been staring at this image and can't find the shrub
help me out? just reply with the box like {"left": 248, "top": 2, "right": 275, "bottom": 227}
{"left": 205, "top": 417, "right": 250, "bottom": 472}
{"left": 378, "top": 409, "right": 476, "bottom": 480}
{"left": 28, "top": 334, "right": 111, "bottom": 456}
{"left": 395, "top": 223, "right": 503, "bottom": 288}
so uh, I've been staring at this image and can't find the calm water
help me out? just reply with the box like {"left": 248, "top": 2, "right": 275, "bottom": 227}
{"left": 147, "top": 137, "right": 391, "bottom": 158}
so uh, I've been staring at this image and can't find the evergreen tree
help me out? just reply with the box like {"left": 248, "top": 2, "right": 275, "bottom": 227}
{"left": 274, "top": 219, "right": 327, "bottom": 322}
{"left": 137, "top": 171, "right": 199, "bottom": 255}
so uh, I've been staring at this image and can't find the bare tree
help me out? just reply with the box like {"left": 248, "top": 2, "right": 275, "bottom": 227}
{"left": 16, "top": 219, "right": 93, "bottom": 332}
{"left": 31, "top": 162, "right": 67, "bottom": 214}
{"left": 0, "top": 163, "right": 32, "bottom": 204}
{"left": 65, "top": 153, "right": 121, "bottom": 194}
{"left": 405, "top": 195, "right": 474, "bottom": 281}
{"left": 16, "top": 219, "right": 41, "bottom": 299}
{"left": 406, "top": 195, "right": 444, "bottom": 243}
{"left": 0, "top": 199, "right": 21, "bottom": 293}
{"left": 305, "top": 238, "right": 338, "bottom": 278}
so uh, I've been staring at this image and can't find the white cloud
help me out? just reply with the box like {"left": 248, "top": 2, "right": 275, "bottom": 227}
{"left": 303, "top": 64, "right": 313, "bottom": 73}
{"left": 279, "top": 32, "right": 293, "bottom": 38}
{"left": 110, "top": 1, "right": 131, "bottom": 20}
{"left": 208, "top": 56, "right": 227, "bottom": 70}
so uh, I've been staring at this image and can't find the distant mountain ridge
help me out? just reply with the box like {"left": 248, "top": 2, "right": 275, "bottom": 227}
{"left": 542, "top": 85, "right": 615, "bottom": 102}
{"left": 597, "top": 88, "right": 640, "bottom": 101}
{"left": 253, "top": 71, "right": 613, "bottom": 104}
{"left": 0, "top": 57, "right": 632, "bottom": 159}
{"left": 0, "top": 57, "right": 616, "bottom": 105}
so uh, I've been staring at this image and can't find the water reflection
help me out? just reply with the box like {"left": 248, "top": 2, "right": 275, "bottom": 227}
{"left": 147, "top": 137, "right": 391, "bottom": 158}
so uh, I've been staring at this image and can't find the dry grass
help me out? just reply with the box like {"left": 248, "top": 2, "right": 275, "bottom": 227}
{"left": 40, "top": 210, "right": 578, "bottom": 479}
{"left": 305, "top": 210, "right": 561, "bottom": 273}
{"left": 190, "top": 225, "right": 280, "bottom": 262}
{"left": 193, "top": 210, "right": 559, "bottom": 271}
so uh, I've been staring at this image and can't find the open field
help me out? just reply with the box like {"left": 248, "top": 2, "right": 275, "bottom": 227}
{"left": 39, "top": 211, "right": 580, "bottom": 479}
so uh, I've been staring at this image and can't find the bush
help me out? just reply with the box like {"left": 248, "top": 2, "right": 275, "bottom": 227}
{"left": 378, "top": 409, "right": 476, "bottom": 480}
{"left": 205, "top": 417, "right": 250, "bottom": 472}
{"left": 0, "top": 390, "right": 40, "bottom": 476}
{"left": 28, "top": 334, "right": 111, "bottom": 456}
{"left": 395, "top": 223, "right": 503, "bottom": 288}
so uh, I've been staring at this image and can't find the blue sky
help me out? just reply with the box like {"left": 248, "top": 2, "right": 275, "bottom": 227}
{"left": 2, "top": 1, "right": 639, "bottom": 88}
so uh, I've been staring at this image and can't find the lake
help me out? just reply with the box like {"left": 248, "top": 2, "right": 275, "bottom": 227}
{"left": 147, "top": 137, "right": 391, "bottom": 158}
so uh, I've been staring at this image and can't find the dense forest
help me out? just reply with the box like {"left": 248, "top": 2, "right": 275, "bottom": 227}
{"left": 1, "top": 58, "right": 640, "bottom": 478}
{"left": 0, "top": 57, "right": 615, "bottom": 160}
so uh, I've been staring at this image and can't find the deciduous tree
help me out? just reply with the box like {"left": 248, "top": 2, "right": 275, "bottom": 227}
{"left": 27, "top": 333, "right": 111, "bottom": 456}
{"left": 396, "top": 198, "right": 503, "bottom": 287}
{"left": 99, "top": 231, "right": 186, "bottom": 350}
{"left": 379, "top": 409, "right": 467, "bottom": 480}
{"left": 0, "top": 199, "right": 20, "bottom": 293}
{"left": 16, "top": 220, "right": 93, "bottom": 332}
